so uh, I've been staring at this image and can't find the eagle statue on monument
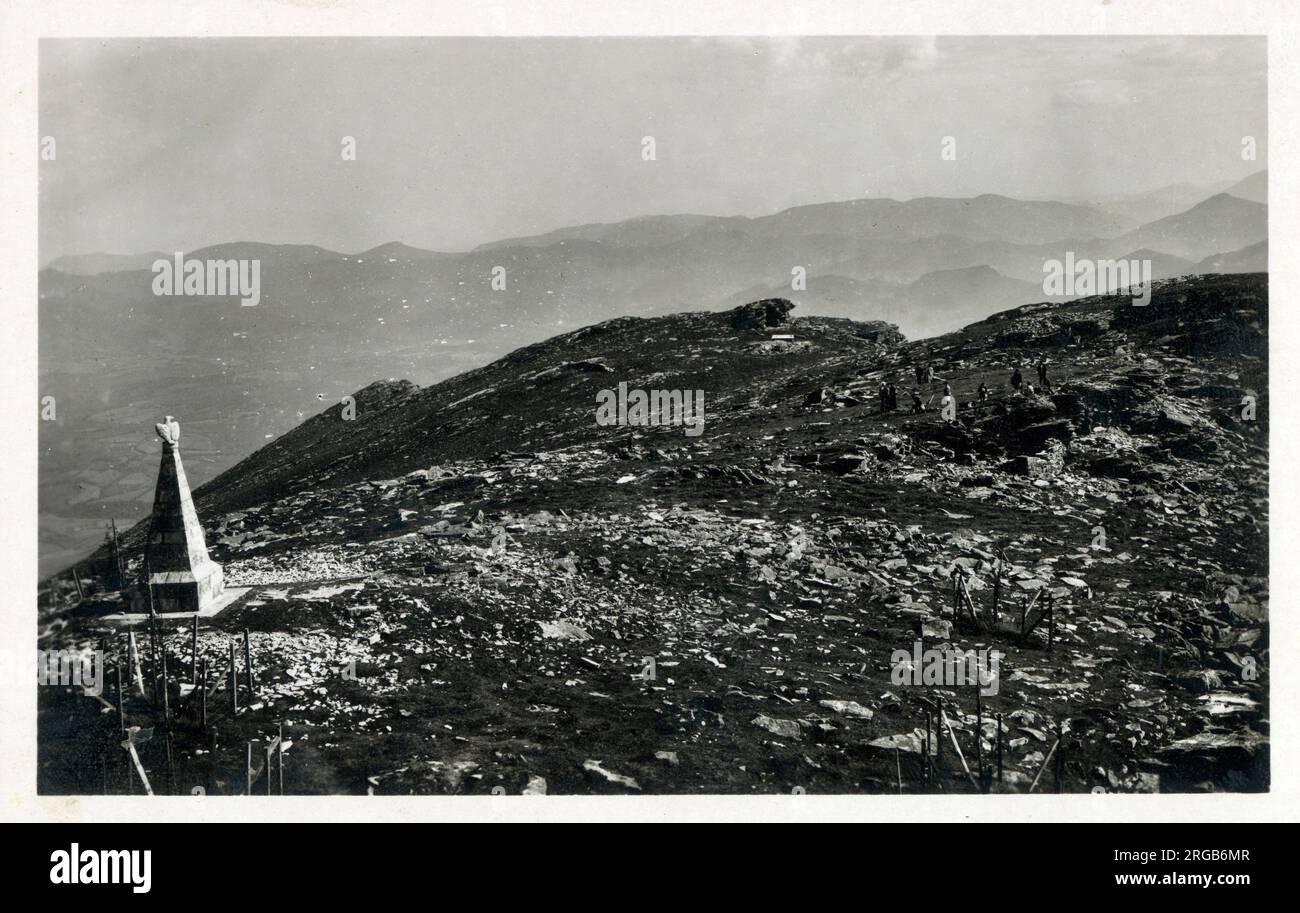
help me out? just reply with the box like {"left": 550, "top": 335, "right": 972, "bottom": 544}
{"left": 154, "top": 415, "right": 181, "bottom": 447}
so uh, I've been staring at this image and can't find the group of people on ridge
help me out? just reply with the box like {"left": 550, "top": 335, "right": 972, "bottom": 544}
{"left": 877, "top": 357, "right": 1054, "bottom": 418}
{"left": 1009, "top": 358, "right": 1053, "bottom": 396}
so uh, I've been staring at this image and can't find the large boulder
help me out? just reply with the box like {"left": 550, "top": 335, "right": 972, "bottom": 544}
{"left": 1000, "top": 455, "right": 1055, "bottom": 479}
{"left": 920, "top": 421, "right": 985, "bottom": 457}
{"left": 1015, "top": 418, "right": 1075, "bottom": 453}
{"left": 1127, "top": 398, "right": 1205, "bottom": 435}
{"left": 731, "top": 298, "right": 796, "bottom": 331}
{"left": 980, "top": 395, "right": 1072, "bottom": 453}
{"left": 801, "top": 315, "right": 905, "bottom": 346}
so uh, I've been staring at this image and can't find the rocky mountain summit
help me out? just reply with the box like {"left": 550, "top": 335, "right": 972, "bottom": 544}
{"left": 40, "top": 272, "right": 1267, "bottom": 795}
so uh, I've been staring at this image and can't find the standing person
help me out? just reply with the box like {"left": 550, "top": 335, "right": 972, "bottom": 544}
{"left": 879, "top": 381, "right": 890, "bottom": 413}
{"left": 943, "top": 382, "right": 952, "bottom": 398}
{"left": 939, "top": 392, "right": 955, "bottom": 422}
{"left": 910, "top": 389, "right": 925, "bottom": 414}
{"left": 1010, "top": 365, "right": 1023, "bottom": 392}
{"left": 887, "top": 383, "right": 899, "bottom": 412}
{"left": 978, "top": 382, "right": 989, "bottom": 405}
{"left": 1037, "top": 358, "right": 1052, "bottom": 392}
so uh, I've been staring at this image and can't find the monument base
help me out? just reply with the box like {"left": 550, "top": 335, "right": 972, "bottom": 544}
{"left": 101, "top": 585, "right": 250, "bottom": 627}
{"left": 147, "top": 560, "right": 224, "bottom": 614}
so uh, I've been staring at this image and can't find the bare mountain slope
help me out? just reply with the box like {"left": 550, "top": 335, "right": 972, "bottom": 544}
{"left": 44, "top": 274, "right": 1268, "bottom": 796}
{"left": 192, "top": 308, "right": 906, "bottom": 515}
{"left": 42, "top": 273, "right": 1267, "bottom": 796}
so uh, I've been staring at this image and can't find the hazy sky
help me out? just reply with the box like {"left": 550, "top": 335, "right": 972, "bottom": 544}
{"left": 39, "top": 36, "right": 1266, "bottom": 261}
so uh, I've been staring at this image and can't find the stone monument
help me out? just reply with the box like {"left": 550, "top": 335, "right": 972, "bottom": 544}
{"left": 143, "top": 416, "right": 224, "bottom": 612}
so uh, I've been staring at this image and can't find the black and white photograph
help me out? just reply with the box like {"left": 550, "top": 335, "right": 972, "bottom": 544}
{"left": 32, "top": 31, "right": 1272, "bottom": 799}
{"left": 5, "top": 1, "right": 1299, "bottom": 862}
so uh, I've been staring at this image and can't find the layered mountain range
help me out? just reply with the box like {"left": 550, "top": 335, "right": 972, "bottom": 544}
{"left": 38, "top": 172, "right": 1267, "bottom": 576}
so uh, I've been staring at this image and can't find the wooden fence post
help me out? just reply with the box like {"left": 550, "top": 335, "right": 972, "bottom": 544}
{"left": 149, "top": 622, "right": 159, "bottom": 706}
{"left": 160, "top": 646, "right": 171, "bottom": 724}
{"left": 1054, "top": 719, "right": 1065, "bottom": 793}
{"left": 229, "top": 641, "right": 238, "bottom": 714}
{"left": 243, "top": 628, "right": 254, "bottom": 700}
{"left": 923, "top": 710, "right": 932, "bottom": 786}
{"left": 165, "top": 731, "right": 175, "bottom": 795}
{"left": 991, "top": 564, "right": 1001, "bottom": 624}
{"left": 1047, "top": 591, "right": 1056, "bottom": 654}
{"left": 996, "top": 713, "right": 1004, "bottom": 783}
{"left": 116, "top": 664, "right": 125, "bottom": 734}
{"left": 935, "top": 698, "right": 944, "bottom": 768}
{"left": 128, "top": 630, "right": 145, "bottom": 696}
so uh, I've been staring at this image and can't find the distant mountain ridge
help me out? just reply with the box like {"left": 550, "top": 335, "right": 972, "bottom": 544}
{"left": 38, "top": 178, "right": 1269, "bottom": 576}
{"left": 1197, "top": 239, "right": 1267, "bottom": 274}
{"left": 1106, "top": 193, "right": 1267, "bottom": 261}
{"left": 474, "top": 214, "right": 720, "bottom": 252}
{"left": 1225, "top": 169, "right": 1268, "bottom": 204}
{"left": 45, "top": 173, "right": 1268, "bottom": 281}
{"left": 45, "top": 251, "right": 169, "bottom": 276}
